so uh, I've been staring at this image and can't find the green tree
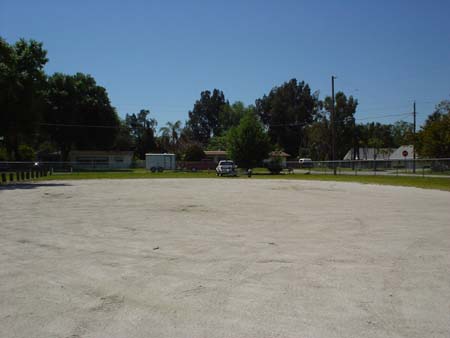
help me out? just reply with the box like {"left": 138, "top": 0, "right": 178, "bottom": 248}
{"left": 186, "top": 89, "right": 229, "bottom": 144}
{"left": 227, "top": 112, "right": 271, "bottom": 169}
{"left": 367, "top": 137, "right": 385, "bottom": 160}
{"left": 417, "top": 101, "right": 450, "bottom": 158}
{"left": 217, "top": 101, "right": 251, "bottom": 134}
{"left": 125, "top": 110, "right": 158, "bottom": 159}
{"left": 323, "top": 91, "right": 358, "bottom": 159}
{"left": 0, "top": 37, "right": 48, "bottom": 159}
{"left": 17, "top": 144, "right": 35, "bottom": 161}
{"left": 207, "top": 135, "right": 228, "bottom": 150}
{"left": 159, "top": 120, "right": 182, "bottom": 152}
{"left": 358, "top": 122, "right": 395, "bottom": 149}
{"left": 114, "top": 120, "right": 134, "bottom": 150}
{"left": 183, "top": 143, "right": 205, "bottom": 161}
{"left": 44, "top": 72, "right": 120, "bottom": 160}
{"left": 305, "top": 120, "right": 330, "bottom": 160}
{"left": 255, "top": 79, "right": 319, "bottom": 157}
{"left": 391, "top": 120, "right": 413, "bottom": 147}
{"left": 425, "top": 100, "right": 450, "bottom": 124}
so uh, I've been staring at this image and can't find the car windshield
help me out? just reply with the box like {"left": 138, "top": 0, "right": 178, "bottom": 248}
{"left": 220, "top": 161, "right": 233, "bottom": 166}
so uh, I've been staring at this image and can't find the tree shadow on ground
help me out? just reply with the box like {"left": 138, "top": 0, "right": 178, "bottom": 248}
{"left": 0, "top": 183, "right": 71, "bottom": 191}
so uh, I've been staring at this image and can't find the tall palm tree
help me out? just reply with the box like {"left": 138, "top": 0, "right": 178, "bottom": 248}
{"left": 159, "top": 120, "right": 182, "bottom": 150}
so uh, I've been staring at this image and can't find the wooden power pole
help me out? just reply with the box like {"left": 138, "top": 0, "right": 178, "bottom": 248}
{"left": 331, "top": 76, "right": 337, "bottom": 175}
{"left": 413, "top": 101, "right": 416, "bottom": 173}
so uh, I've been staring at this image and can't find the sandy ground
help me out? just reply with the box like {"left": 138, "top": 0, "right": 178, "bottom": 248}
{"left": 0, "top": 179, "right": 449, "bottom": 338}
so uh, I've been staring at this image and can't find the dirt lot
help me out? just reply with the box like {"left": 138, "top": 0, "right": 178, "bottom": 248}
{"left": 1, "top": 179, "right": 449, "bottom": 338}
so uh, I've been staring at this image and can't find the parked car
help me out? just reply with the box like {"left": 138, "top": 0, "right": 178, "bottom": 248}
{"left": 216, "top": 160, "right": 237, "bottom": 176}
{"left": 299, "top": 158, "right": 313, "bottom": 168}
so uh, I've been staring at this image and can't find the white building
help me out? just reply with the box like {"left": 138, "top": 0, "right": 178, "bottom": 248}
{"left": 343, "top": 148, "right": 394, "bottom": 160}
{"left": 343, "top": 145, "right": 415, "bottom": 161}
{"left": 390, "top": 145, "right": 414, "bottom": 160}
{"left": 69, "top": 151, "right": 133, "bottom": 169}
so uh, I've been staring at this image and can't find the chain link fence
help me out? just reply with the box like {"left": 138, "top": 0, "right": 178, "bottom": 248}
{"left": 1, "top": 158, "right": 449, "bottom": 184}
{"left": 286, "top": 158, "right": 450, "bottom": 177}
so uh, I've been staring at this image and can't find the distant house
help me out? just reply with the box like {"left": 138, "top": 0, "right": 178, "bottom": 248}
{"left": 343, "top": 148, "right": 394, "bottom": 161}
{"left": 390, "top": 145, "right": 414, "bottom": 160}
{"left": 204, "top": 150, "right": 228, "bottom": 163}
{"left": 69, "top": 150, "right": 133, "bottom": 169}
{"left": 343, "top": 145, "right": 415, "bottom": 161}
{"left": 267, "top": 151, "right": 290, "bottom": 167}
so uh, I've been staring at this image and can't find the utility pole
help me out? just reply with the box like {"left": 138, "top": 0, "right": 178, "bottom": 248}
{"left": 413, "top": 101, "right": 416, "bottom": 173}
{"left": 331, "top": 76, "right": 337, "bottom": 175}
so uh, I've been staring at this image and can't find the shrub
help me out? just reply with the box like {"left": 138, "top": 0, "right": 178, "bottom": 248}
{"left": 266, "top": 157, "right": 283, "bottom": 174}
{"left": 0, "top": 147, "right": 8, "bottom": 161}
{"left": 17, "top": 144, "right": 36, "bottom": 161}
{"left": 183, "top": 144, "right": 205, "bottom": 161}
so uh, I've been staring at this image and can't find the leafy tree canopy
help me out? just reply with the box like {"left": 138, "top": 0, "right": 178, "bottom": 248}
{"left": 391, "top": 120, "right": 413, "bottom": 147}
{"left": 186, "top": 89, "right": 229, "bottom": 144}
{"left": 44, "top": 72, "right": 120, "bottom": 160}
{"left": 183, "top": 143, "right": 205, "bottom": 161}
{"left": 159, "top": 120, "right": 182, "bottom": 153}
{"left": 124, "top": 109, "right": 158, "bottom": 159}
{"left": 0, "top": 37, "right": 48, "bottom": 159}
{"left": 417, "top": 100, "right": 450, "bottom": 158}
{"left": 255, "top": 79, "right": 319, "bottom": 157}
{"left": 207, "top": 135, "right": 228, "bottom": 151}
{"left": 323, "top": 91, "right": 358, "bottom": 159}
{"left": 227, "top": 112, "right": 271, "bottom": 169}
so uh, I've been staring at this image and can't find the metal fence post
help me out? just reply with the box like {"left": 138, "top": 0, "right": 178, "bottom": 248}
{"left": 1, "top": 173, "right": 6, "bottom": 184}
{"left": 9, "top": 173, "right": 14, "bottom": 182}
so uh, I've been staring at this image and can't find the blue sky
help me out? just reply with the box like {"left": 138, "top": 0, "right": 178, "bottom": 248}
{"left": 1, "top": 0, "right": 449, "bottom": 128}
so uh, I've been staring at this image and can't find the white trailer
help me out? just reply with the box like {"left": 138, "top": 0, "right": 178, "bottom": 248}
{"left": 145, "top": 153, "right": 176, "bottom": 172}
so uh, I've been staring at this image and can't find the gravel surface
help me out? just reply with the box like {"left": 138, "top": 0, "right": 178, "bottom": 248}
{"left": 1, "top": 179, "right": 449, "bottom": 338}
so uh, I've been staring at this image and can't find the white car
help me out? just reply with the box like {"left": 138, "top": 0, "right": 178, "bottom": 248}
{"left": 216, "top": 160, "right": 237, "bottom": 176}
{"left": 299, "top": 158, "right": 313, "bottom": 168}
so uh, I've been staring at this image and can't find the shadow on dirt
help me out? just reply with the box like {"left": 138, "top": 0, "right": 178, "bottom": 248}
{"left": 0, "top": 183, "right": 71, "bottom": 191}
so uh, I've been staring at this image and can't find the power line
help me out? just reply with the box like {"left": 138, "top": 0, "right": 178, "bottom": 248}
{"left": 267, "top": 111, "right": 414, "bottom": 128}
{"left": 37, "top": 110, "right": 418, "bottom": 130}
{"left": 39, "top": 122, "right": 120, "bottom": 129}
{"left": 354, "top": 112, "right": 412, "bottom": 121}
{"left": 356, "top": 104, "right": 411, "bottom": 112}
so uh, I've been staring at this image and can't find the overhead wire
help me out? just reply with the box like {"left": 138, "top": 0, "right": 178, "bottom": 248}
{"left": 37, "top": 107, "right": 419, "bottom": 130}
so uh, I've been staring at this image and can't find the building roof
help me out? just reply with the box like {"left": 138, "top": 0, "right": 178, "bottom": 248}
{"left": 69, "top": 150, "right": 133, "bottom": 156}
{"left": 204, "top": 150, "right": 227, "bottom": 156}
{"left": 270, "top": 151, "right": 290, "bottom": 158}
{"left": 343, "top": 148, "right": 394, "bottom": 160}
{"left": 145, "top": 153, "right": 176, "bottom": 156}
{"left": 343, "top": 145, "right": 415, "bottom": 160}
{"left": 390, "top": 145, "right": 414, "bottom": 160}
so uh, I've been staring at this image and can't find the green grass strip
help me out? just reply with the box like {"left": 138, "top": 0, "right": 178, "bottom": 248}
{"left": 31, "top": 169, "right": 450, "bottom": 192}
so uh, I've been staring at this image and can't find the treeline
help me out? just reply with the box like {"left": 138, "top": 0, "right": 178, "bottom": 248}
{"left": 1, "top": 37, "right": 449, "bottom": 163}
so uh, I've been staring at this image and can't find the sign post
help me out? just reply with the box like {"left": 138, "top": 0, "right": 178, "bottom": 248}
{"left": 402, "top": 150, "right": 409, "bottom": 173}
